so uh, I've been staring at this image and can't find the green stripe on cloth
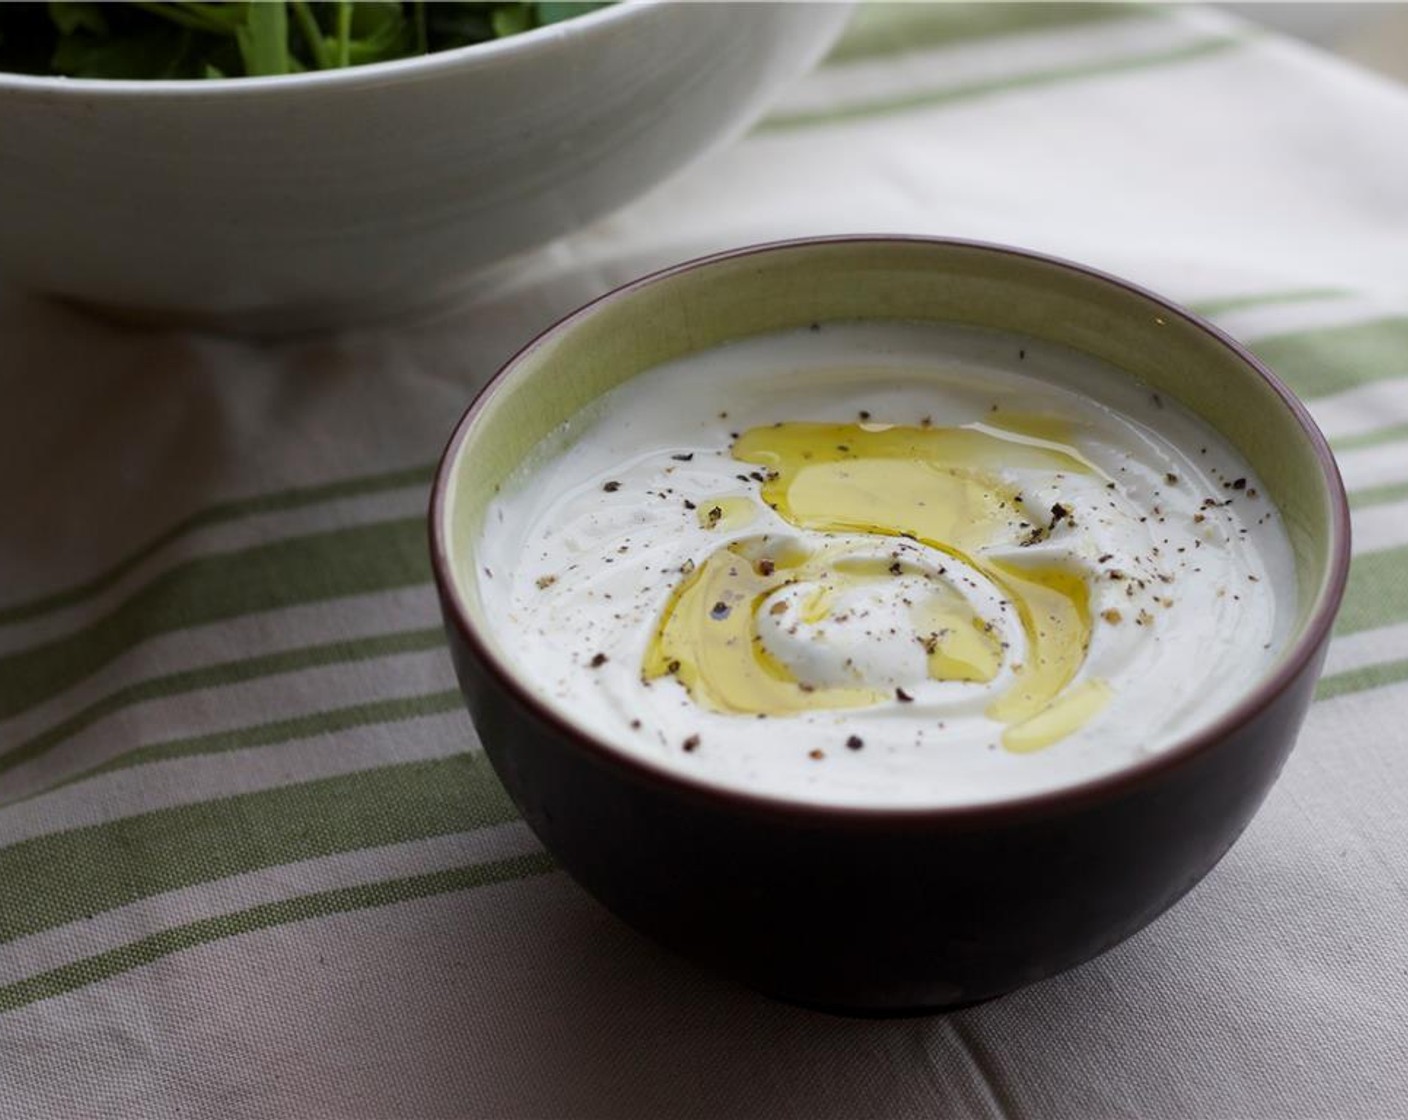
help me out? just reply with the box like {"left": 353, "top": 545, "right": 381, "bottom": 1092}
{"left": 1317, "top": 657, "right": 1408, "bottom": 702}
{"left": 1350, "top": 479, "right": 1408, "bottom": 510}
{"left": 31, "top": 690, "right": 466, "bottom": 800}
{"left": 1250, "top": 317, "right": 1408, "bottom": 398}
{"left": 1335, "top": 545, "right": 1408, "bottom": 637}
{"left": 0, "top": 752, "right": 512, "bottom": 944}
{"left": 760, "top": 34, "right": 1244, "bottom": 132}
{"left": 1331, "top": 422, "right": 1408, "bottom": 454}
{"left": 0, "top": 850, "right": 555, "bottom": 1015}
{"left": 1191, "top": 289, "right": 1351, "bottom": 318}
{"left": 0, "top": 627, "right": 447, "bottom": 781}
{"left": 0, "top": 518, "right": 428, "bottom": 722}
{"left": 824, "top": 1, "right": 1148, "bottom": 65}
{"left": 0, "top": 464, "right": 434, "bottom": 626}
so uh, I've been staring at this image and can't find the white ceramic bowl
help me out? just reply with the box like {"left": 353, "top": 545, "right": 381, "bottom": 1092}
{"left": 0, "top": 1, "right": 849, "bottom": 333}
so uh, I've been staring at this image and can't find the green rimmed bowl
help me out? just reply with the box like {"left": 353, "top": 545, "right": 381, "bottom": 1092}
{"left": 430, "top": 236, "right": 1350, "bottom": 1014}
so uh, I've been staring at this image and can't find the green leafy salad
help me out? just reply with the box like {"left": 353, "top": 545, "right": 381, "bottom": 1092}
{"left": 0, "top": 1, "right": 611, "bottom": 80}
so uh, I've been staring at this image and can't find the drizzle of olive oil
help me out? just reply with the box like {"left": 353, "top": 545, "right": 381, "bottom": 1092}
{"left": 642, "top": 542, "right": 883, "bottom": 714}
{"left": 912, "top": 588, "right": 1004, "bottom": 684}
{"left": 697, "top": 496, "right": 755, "bottom": 531}
{"left": 1002, "top": 679, "right": 1113, "bottom": 754}
{"left": 645, "top": 421, "right": 1112, "bottom": 751}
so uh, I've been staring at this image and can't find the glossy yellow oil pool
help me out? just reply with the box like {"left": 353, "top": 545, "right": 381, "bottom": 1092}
{"left": 645, "top": 421, "right": 1111, "bottom": 751}
{"left": 696, "top": 496, "right": 756, "bottom": 532}
{"left": 642, "top": 541, "right": 884, "bottom": 715}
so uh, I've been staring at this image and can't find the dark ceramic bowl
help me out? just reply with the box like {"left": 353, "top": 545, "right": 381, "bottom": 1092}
{"left": 429, "top": 237, "right": 1350, "bottom": 1015}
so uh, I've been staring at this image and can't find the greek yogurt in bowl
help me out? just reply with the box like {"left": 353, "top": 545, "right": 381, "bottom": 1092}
{"left": 478, "top": 321, "right": 1296, "bottom": 807}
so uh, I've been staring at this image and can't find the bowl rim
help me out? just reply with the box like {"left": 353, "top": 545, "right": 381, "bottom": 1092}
{"left": 429, "top": 234, "right": 1353, "bottom": 825}
{"left": 0, "top": 0, "right": 649, "bottom": 97}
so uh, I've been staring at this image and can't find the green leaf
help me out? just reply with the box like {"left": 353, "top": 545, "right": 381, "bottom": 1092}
{"left": 535, "top": 2, "right": 609, "bottom": 27}
{"left": 6, "top": 1, "right": 615, "bottom": 80}
{"left": 52, "top": 22, "right": 200, "bottom": 79}
{"left": 350, "top": 2, "right": 406, "bottom": 39}
{"left": 171, "top": 2, "right": 248, "bottom": 31}
{"left": 289, "top": 0, "right": 330, "bottom": 68}
{"left": 344, "top": 2, "right": 413, "bottom": 66}
{"left": 425, "top": 4, "right": 495, "bottom": 51}
{"left": 201, "top": 35, "right": 246, "bottom": 77}
{"left": 48, "top": 2, "right": 107, "bottom": 38}
{"left": 334, "top": 0, "right": 351, "bottom": 67}
{"left": 235, "top": 1, "right": 290, "bottom": 76}
{"left": 491, "top": 5, "right": 533, "bottom": 39}
{"left": 130, "top": 2, "right": 241, "bottom": 37}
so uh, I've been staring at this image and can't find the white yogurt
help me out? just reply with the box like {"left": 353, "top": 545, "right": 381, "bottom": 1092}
{"left": 475, "top": 323, "right": 1296, "bottom": 807}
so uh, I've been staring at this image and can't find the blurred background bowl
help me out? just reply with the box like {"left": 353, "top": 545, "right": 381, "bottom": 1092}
{"left": 0, "top": 1, "right": 850, "bottom": 334}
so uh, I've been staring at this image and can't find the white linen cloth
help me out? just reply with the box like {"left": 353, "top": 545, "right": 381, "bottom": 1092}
{"left": 3, "top": 5, "right": 1407, "bottom": 1116}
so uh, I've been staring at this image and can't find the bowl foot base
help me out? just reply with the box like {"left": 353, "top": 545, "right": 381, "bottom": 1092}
{"left": 752, "top": 985, "right": 1001, "bottom": 1020}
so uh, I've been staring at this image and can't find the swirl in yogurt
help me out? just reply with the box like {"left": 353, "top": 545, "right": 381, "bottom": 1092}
{"left": 477, "top": 323, "right": 1296, "bottom": 807}
{"left": 646, "top": 421, "right": 1112, "bottom": 752}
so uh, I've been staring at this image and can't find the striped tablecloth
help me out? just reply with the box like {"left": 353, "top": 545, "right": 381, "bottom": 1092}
{"left": 4, "top": 4, "right": 1407, "bottom": 1116}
